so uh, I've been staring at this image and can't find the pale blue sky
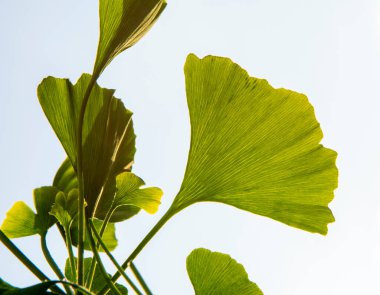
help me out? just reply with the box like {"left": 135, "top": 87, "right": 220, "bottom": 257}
{"left": 1, "top": 1, "right": 380, "bottom": 294}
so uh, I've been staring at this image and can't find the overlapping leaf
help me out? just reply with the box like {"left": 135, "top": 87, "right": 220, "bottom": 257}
{"left": 38, "top": 74, "right": 136, "bottom": 216}
{"left": 49, "top": 188, "right": 118, "bottom": 251}
{"left": 52, "top": 159, "right": 162, "bottom": 222}
{"left": 49, "top": 190, "right": 78, "bottom": 229}
{"left": 171, "top": 54, "right": 338, "bottom": 234}
{"left": 53, "top": 158, "right": 78, "bottom": 194}
{"left": 34, "top": 187, "right": 59, "bottom": 231}
{"left": 187, "top": 248, "right": 263, "bottom": 295}
{"left": 93, "top": 0, "right": 167, "bottom": 77}
{"left": 70, "top": 218, "right": 118, "bottom": 252}
{"left": 1, "top": 187, "right": 59, "bottom": 238}
{"left": 96, "top": 172, "right": 163, "bottom": 222}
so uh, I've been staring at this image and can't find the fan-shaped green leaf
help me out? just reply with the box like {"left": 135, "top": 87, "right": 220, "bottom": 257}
{"left": 0, "top": 202, "right": 40, "bottom": 238}
{"left": 96, "top": 172, "right": 163, "bottom": 222}
{"left": 187, "top": 248, "right": 263, "bottom": 295}
{"left": 93, "top": 0, "right": 167, "bottom": 77}
{"left": 1, "top": 186, "right": 59, "bottom": 238}
{"left": 38, "top": 74, "right": 136, "bottom": 216}
{"left": 171, "top": 54, "right": 338, "bottom": 234}
{"left": 65, "top": 257, "right": 128, "bottom": 294}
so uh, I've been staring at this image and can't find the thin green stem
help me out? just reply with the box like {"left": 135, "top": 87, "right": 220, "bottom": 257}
{"left": 89, "top": 220, "right": 143, "bottom": 295}
{"left": 0, "top": 230, "right": 64, "bottom": 294}
{"left": 98, "top": 208, "right": 176, "bottom": 295}
{"left": 86, "top": 220, "right": 122, "bottom": 295}
{"left": 86, "top": 206, "right": 114, "bottom": 289}
{"left": 130, "top": 262, "right": 152, "bottom": 295}
{"left": 41, "top": 233, "right": 74, "bottom": 295}
{"left": 40, "top": 233, "right": 64, "bottom": 280}
{"left": 76, "top": 76, "right": 97, "bottom": 287}
{"left": 65, "top": 225, "right": 77, "bottom": 283}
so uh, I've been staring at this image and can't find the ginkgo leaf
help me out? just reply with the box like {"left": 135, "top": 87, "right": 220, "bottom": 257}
{"left": 187, "top": 248, "right": 263, "bottom": 295}
{"left": 1, "top": 187, "right": 59, "bottom": 238}
{"left": 65, "top": 257, "right": 128, "bottom": 294}
{"left": 71, "top": 218, "right": 118, "bottom": 252}
{"left": 170, "top": 54, "right": 338, "bottom": 234}
{"left": 96, "top": 172, "right": 163, "bottom": 222}
{"left": 49, "top": 189, "right": 78, "bottom": 229}
{"left": 38, "top": 74, "right": 136, "bottom": 216}
{"left": 53, "top": 158, "right": 78, "bottom": 194}
{"left": 1, "top": 202, "right": 41, "bottom": 238}
{"left": 93, "top": 0, "right": 167, "bottom": 77}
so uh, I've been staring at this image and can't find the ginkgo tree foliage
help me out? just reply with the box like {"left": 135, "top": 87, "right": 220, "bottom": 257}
{"left": 0, "top": 0, "right": 338, "bottom": 294}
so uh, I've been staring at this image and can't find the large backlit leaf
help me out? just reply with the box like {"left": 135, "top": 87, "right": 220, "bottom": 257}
{"left": 93, "top": 0, "right": 167, "bottom": 77}
{"left": 65, "top": 257, "right": 128, "bottom": 294}
{"left": 171, "top": 54, "right": 338, "bottom": 234}
{"left": 187, "top": 248, "right": 263, "bottom": 295}
{"left": 38, "top": 74, "right": 136, "bottom": 216}
{"left": 96, "top": 172, "right": 163, "bottom": 222}
{"left": 1, "top": 202, "right": 40, "bottom": 238}
{"left": 1, "top": 187, "right": 59, "bottom": 238}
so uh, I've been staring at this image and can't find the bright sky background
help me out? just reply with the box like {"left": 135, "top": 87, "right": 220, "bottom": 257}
{"left": 1, "top": 0, "right": 380, "bottom": 294}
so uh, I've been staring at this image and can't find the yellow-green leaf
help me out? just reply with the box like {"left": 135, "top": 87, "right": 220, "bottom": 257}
{"left": 96, "top": 172, "right": 163, "bottom": 222}
{"left": 1, "top": 186, "right": 59, "bottom": 238}
{"left": 171, "top": 54, "right": 338, "bottom": 234}
{"left": 93, "top": 0, "right": 167, "bottom": 77}
{"left": 38, "top": 74, "right": 136, "bottom": 216}
{"left": 187, "top": 248, "right": 263, "bottom": 295}
{"left": 1, "top": 202, "right": 41, "bottom": 238}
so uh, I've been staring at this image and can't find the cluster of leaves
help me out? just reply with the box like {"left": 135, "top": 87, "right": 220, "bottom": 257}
{"left": 0, "top": 0, "right": 338, "bottom": 294}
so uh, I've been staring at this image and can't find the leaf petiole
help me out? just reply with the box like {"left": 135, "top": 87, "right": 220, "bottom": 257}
{"left": 130, "top": 262, "right": 152, "bottom": 295}
{"left": 86, "top": 204, "right": 114, "bottom": 290}
{"left": 40, "top": 233, "right": 74, "bottom": 295}
{"left": 86, "top": 219, "right": 122, "bottom": 295}
{"left": 99, "top": 208, "right": 176, "bottom": 295}
{"left": 89, "top": 219, "right": 143, "bottom": 295}
{"left": 76, "top": 75, "right": 97, "bottom": 287}
{"left": 65, "top": 224, "right": 77, "bottom": 283}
